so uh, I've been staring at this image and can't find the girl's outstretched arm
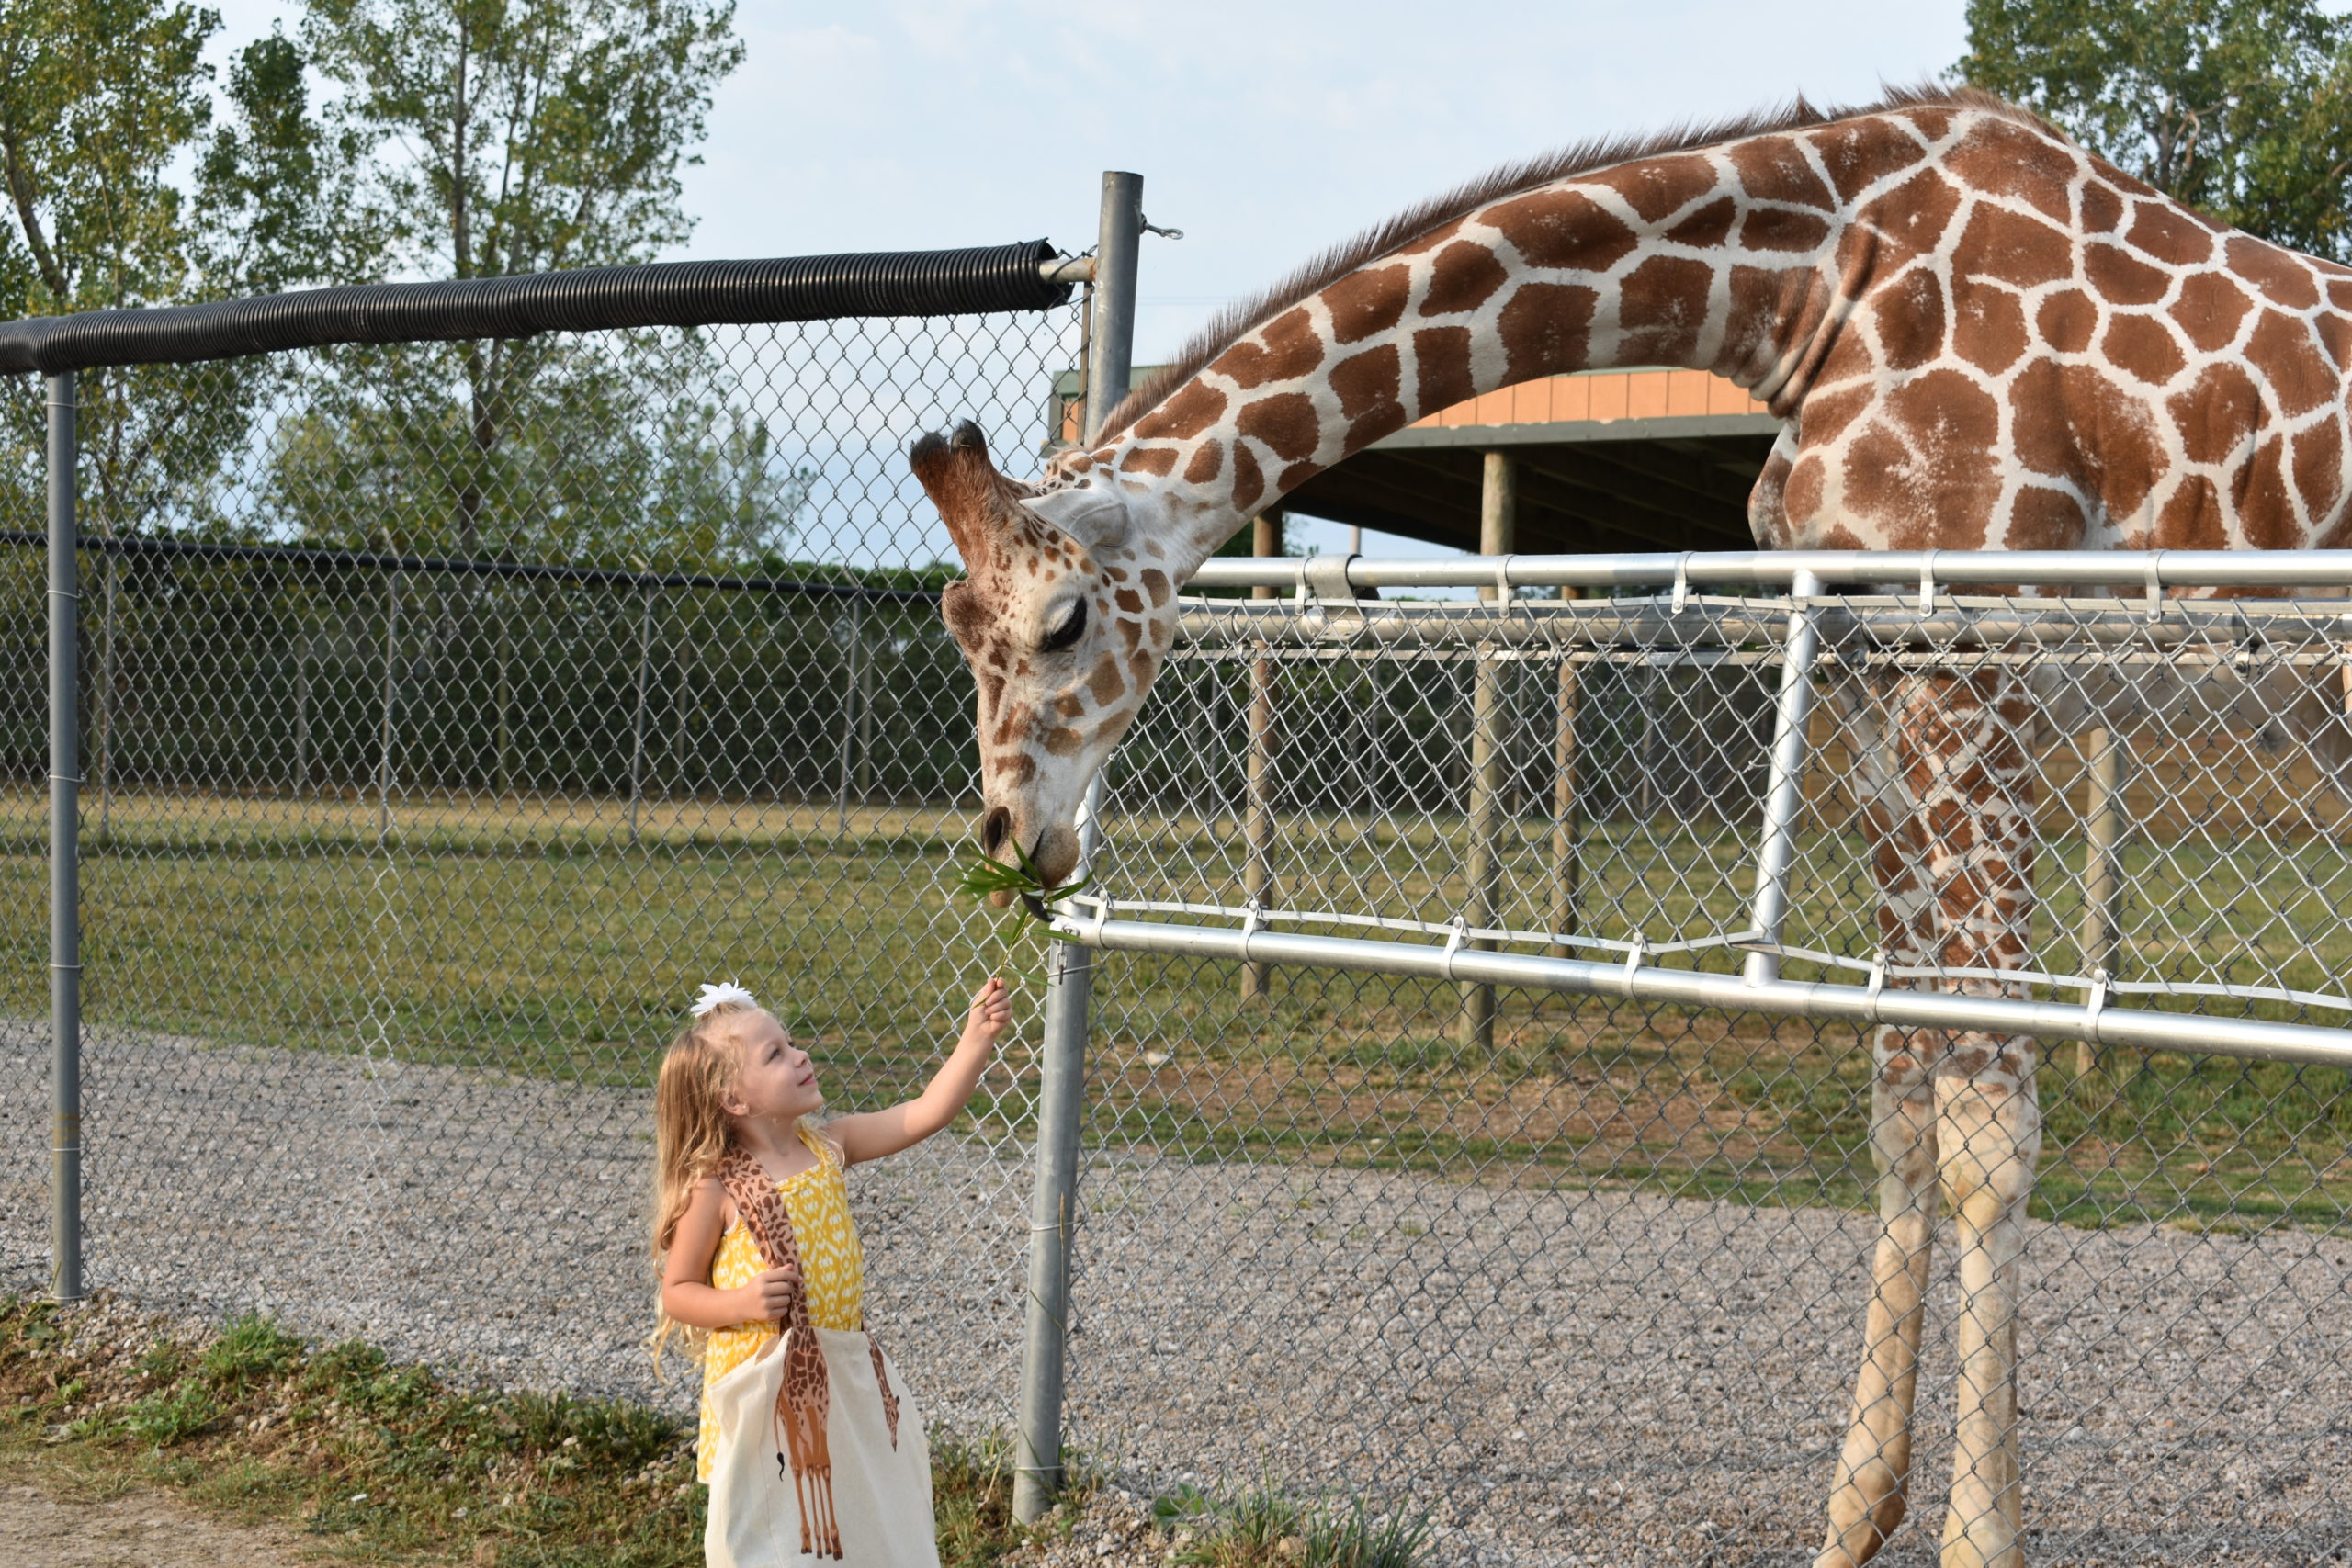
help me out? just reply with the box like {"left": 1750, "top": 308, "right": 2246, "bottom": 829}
{"left": 831, "top": 977, "right": 1012, "bottom": 1166}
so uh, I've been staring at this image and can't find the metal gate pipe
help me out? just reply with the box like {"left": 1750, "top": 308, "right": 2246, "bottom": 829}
{"left": 1049, "top": 911, "right": 2352, "bottom": 1072}
{"left": 1013, "top": 167, "right": 1140, "bottom": 1527}
{"left": 1743, "top": 569, "right": 1825, "bottom": 987}
{"left": 48, "top": 370, "right": 81, "bottom": 1303}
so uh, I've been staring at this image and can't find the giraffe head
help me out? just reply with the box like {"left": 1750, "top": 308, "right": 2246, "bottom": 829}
{"left": 912, "top": 421, "right": 1178, "bottom": 894}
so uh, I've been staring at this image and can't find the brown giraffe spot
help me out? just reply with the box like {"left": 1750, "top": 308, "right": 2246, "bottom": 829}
{"left": 1664, "top": 196, "right": 1736, "bottom": 249}
{"left": 1128, "top": 649, "right": 1157, "bottom": 685}
{"left": 1421, "top": 241, "right": 1510, "bottom": 316}
{"left": 2125, "top": 200, "right": 2222, "bottom": 266}
{"left": 1184, "top": 439, "right": 1225, "bottom": 486}
{"left": 1588, "top": 152, "right": 1719, "bottom": 224}
{"left": 1348, "top": 402, "right": 1412, "bottom": 450}
{"left": 1139, "top": 569, "right": 1170, "bottom": 607}
{"left": 2101, "top": 312, "right": 2187, "bottom": 386}
{"left": 2329, "top": 277, "right": 2352, "bottom": 311}
{"left": 1413, "top": 326, "right": 1476, "bottom": 412}
{"left": 1215, "top": 308, "right": 1324, "bottom": 389}
{"left": 2225, "top": 235, "right": 2322, "bottom": 310}
{"left": 1853, "top": 168, "right": 1962, "bottom": 265}
{"left": 1951, "top": 275, "right": 2029, "bottom": 373}
{"left": 2084, "top": 240, "right": 2172, "bottom": 306}
{"left": 1797, "top": 380, "right": 1872, "bottom": 446}
{"left": 2007, "top": 484, "right": 2086, "bottom": 549}
{"left": 1782, "top": 451, "right": 1825, "bottom": 521}
{"left": 2245, "top": 309, "right": 2337, "bottom": 416}
{"left": 1119, "top": 446, "right": 1179, "bottom": 476}
{"left": 1873, "top": 266, "right": 1947, "bottom": 371}
{"left": 1135, "top": 381, "right": 1228, "bottom": 441}
{"left": 1230, "top": 444, "right": 1266, "bottom": 514}
{"left": 1119, "top": 616, "right": 1142, "bottom": 651}
{"left": 2035, "top": 289, "right": 2098, "bottom": 354}
{"left": 1325, "top": 264, "right": 1412, "bottom": 344}
{"left": 1277, "top": 459, "right": 1320, "bottom": 493}
{"left": 1723, "top": 265, "right": 1812, "bottom": 368}
{"left": 2168, "top": 361, "right": 2262, "bottom": 468}
{"left": 2174, "top": 270, "right": 2254, "bottom": 353}
{"left": 2155, "top": 474, "right": 2226, "bottom": 548}
{"left": 2012, "top": 359, "right": 2164, "bottom": 521}
{"left": 1330, "top": 343, "right": 1402, "bottom": 419}
{"left": 2313, "top": 309, "right": 2352, "bottom": 368}
{"left": 1085, "top": 654, "right": 1125, "bottom": 706}
{"left": 1728, "top": 135, "right": 1834, "bottom": 209}
{"left": 1811, "top": 116, "right": 1928, "bottom": 206}
{"left": 1236, "top": 392, "right": 1321, "bottom": 462}
{"left": 1055, "top": 694, "right": 1084, "bottom": 719}
{"left": 1618, "top": 254, "right": 1715, "bottom": 362}
{"left": 1114, "top": 588, "right": 1143, "bottom": 614}
{"left": 1942, "top": 117, "right": 2080, "bottom": 223}
{"left": 1044, "top": 726, "right": 1081, "bottom": 757}
{"left": 978, "top": 670, "right": 1005, "bottom": 714}
{"left": 1852, "top": 369, "right": 2003, "bottom": 547}
{"left": 1735, "top": 208, "right": 1831, "bottom": 254}
{"left": 2293, "top": 424, "right": 2343, "bottom": 522}
{"left": 2079, "top": 181, "right": 2126, "bottom": 235}
{"left": 2240, "top": 435, "right": 2301, "bottom": 549}
{"left": 1484, "top": 186, "right": 1639, "bottom": 273}
{"left": 1960, "top": 203, "right": 2074, "bottom": 289}
{"left": 1498, "top": 282, "right": 1595, "bottom": 383}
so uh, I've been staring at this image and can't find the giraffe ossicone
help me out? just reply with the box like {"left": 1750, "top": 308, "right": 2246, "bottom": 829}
{"left": 915, "top": 84, "right": 2352, "bottom": 1565}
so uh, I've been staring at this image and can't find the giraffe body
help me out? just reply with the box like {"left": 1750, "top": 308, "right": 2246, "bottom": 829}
{"left": 911, "top": 86, "right": 2352, "bottom": 1563}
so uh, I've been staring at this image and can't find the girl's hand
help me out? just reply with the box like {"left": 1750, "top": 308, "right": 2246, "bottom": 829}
{"left": 738, "top": 1264, "right": 799, "bottom": 1323}
{"left": 961, "top": 976, "right": 1012, "bottom": 1052}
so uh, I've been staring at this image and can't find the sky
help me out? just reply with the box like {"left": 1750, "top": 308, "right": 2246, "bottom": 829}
{"left": 205, "top": 0, "right": 1972, "bottom": 558}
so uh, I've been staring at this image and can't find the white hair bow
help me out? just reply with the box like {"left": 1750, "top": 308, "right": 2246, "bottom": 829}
{"left": 691, "top": 980, "right": 756, "bottom": 1017}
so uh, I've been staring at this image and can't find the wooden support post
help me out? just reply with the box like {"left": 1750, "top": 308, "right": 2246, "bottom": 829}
{"left": 1461, "top": 452, "right": 1514, "bottom": 1050}
{"left": 1241, "top": 511, "right": 1282, "bottom": 1002}
{"left": 2077, "top": 726, "right": 2128, "bottom": 1082}
{"left": 1549, "top": 583, "right": 1583, "bottom": 959}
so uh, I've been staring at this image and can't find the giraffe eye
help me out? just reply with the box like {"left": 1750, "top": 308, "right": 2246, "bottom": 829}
{"left": 1040, "top": 599, "right": 1088, "bottom": 653}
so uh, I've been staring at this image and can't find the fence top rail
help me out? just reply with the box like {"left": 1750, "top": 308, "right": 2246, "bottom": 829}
{"left": 0, "top": 242, "right": 1072, "bottom": 376}
{"left": 1187, "top": 548, "right": 2352, "bottom": 593}
{"left": 0, "top": 530, "right": 941, "bottom": 604}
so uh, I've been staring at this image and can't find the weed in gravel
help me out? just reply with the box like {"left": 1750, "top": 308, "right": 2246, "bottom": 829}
{"left": 1151, "top": 1479, "right": 1433, "bottom": 1568}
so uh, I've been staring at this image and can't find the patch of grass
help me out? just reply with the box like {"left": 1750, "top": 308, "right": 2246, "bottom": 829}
{"left": 0, "top": 1293, "right": 1050, "bottom": 1568}
{"left": 1150, "top": 1478, "right": 1434, "bottom": 1568}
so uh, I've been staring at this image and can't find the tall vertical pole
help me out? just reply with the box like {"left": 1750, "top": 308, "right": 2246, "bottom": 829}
{"left": 2076, "top": 727, "right": 2127, "bottom": 1081}
{"left": 1549, "top": 584, "right": 1584, "bottom": 959}
{"left": 1015, "top": 168, "right": 1140, "bottom": 1527}
{"left": 48, "top": 372, "right": 82, "bottom": 1303}
{"left": 1460, "top": 452, "right": 1514, "bottom": 1049}
{"left": 1239, "top": 510, "right": 1282, "bottom": 1002}
{"left": 1743, "top": 569, "right": 1825, "bottom": 987}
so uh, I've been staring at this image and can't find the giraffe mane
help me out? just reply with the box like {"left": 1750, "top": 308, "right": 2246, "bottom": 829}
{"left": 1096, "top": 83, "right": 2051, "bottom": 440}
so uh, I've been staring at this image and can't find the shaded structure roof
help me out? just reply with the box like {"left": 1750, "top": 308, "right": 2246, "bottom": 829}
{"left": 1285, "top": 368, "right": 1780, "bottom": 552}
{"left": 1051, "top": 367, "right": 1782, "bottom": 553}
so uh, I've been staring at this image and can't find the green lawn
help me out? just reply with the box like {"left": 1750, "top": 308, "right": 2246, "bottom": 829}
{"left": 6, "top": 791, "right": 2349, "bottom": 1235}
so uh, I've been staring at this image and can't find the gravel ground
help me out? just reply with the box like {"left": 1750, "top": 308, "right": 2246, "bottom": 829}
{"left": 6, "top": 1021, "right": 2351, "bottom": 1566}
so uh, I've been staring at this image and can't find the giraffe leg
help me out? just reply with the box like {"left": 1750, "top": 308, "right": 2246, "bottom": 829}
{"left": 1937, "top": 1060, "right": 2039, "bottom": 1568}
{"left": 1815, "top": 1033, "right": 1939, "bottom": 1568}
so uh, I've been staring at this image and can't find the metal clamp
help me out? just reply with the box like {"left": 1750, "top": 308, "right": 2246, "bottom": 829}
{"left": 1441, "top": 915, "right": 1469, "bottom": 981}
{"left": 1918, "top": 551, "right": 1938, "bottom": 614}
{"left": 1239, "top": 898, "right": 1264, "bottom": 965}
{"left": 2084, "top": 965, "right": 2110, "bottom": 1043}
{"left": 2144, "top": 553, "right": 2166, "bottom": 621}
{"left": 1669, "top": 554, "right": 1692, "bottom": 615}
{"left": 1865, "top": 948, "right": 1889, "bottom": 1016}
{"left": 1622, "top": 933, "right": 1648, "bottom": 989}
{"left": 1491, "top": 554, "right": 1516, "bottom": 605}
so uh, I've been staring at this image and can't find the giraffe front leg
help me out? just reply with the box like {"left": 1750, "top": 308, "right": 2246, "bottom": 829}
{"left": 1815, "top": 1031, "right": 1940, "bottom": 1568}
{"left": 1937, "top": 1055, "right": 2039, "bottom": 1568}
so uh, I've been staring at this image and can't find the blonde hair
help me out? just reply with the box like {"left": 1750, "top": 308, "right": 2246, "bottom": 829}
{"left": 648, "top": 998, "right": 837, "bottom": 1372}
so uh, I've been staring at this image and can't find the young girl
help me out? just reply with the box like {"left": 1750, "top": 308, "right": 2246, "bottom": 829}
{"left": 653, "top": 976, "right": 1012, "bottom": 1568}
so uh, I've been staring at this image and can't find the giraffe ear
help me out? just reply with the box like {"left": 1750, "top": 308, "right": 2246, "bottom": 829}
{"left": 1028, "top": 481, "right": 1133, "bottom": 553}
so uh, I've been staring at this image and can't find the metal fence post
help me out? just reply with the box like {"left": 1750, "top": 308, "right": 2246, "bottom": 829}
{"left": 48, "top": 370, "right": 82, "bottom": 1303}
{"left": 1240, "top": 510, "right": 1282, "bottom": 1002}
{"left": 1460, "top": 452, "right": 1515, "bottom": 1048}
{"left": 1743, "top": 568, "right": 1825, "bottom": 987}
{"left": 2077, "top": 726, "right": 2128, "bottom": 1080}
{"left": 1014, "top": 166, "right": 1140, "bottom": 1527}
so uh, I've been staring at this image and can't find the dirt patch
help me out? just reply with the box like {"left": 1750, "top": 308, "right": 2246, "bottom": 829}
{"left": 0, "top": 1461, "right": 317, "bottom": 1568}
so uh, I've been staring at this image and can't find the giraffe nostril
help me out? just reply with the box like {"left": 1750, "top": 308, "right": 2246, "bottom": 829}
{"left": 981, "top": 807, "right": 1011, "bottom": 859}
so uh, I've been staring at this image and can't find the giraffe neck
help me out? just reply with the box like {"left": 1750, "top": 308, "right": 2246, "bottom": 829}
{"left": 1071, "top": 111, "right": 1958, "bottom": 575}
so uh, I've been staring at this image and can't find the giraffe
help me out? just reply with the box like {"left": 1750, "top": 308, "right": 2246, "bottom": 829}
{"left": 910, "top": 85, "right": 2352, "bottom": 1566}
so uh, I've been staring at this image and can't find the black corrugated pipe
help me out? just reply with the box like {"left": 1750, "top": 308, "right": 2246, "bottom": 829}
{"left": 0, "top": 240, "right": 1071, "bottom": 375}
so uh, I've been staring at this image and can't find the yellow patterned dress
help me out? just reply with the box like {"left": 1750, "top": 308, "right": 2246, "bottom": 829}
{"left": 696, "top": 1124, "right": 866, "bottom": 1481}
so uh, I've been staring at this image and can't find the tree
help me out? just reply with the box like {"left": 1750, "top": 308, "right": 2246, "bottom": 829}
{"left": 1961, "top": 0, "right": 2352, "bottom": 259}
{"left": 300, "top": 0, "right": 746, "bottom": 560}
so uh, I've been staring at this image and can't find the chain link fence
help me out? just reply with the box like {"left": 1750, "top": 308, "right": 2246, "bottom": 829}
{"left": 6, "top": 275, "right": 2352, "bottom": 1562}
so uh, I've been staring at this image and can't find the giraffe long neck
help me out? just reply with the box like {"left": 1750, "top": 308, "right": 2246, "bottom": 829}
{"left": 1086, "top": 111, "right": 1957, "bottom": 570}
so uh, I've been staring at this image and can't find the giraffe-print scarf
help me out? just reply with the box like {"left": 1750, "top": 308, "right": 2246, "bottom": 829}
{"left": 717, "top": 1147, "right": 900, "bottom": 1561}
